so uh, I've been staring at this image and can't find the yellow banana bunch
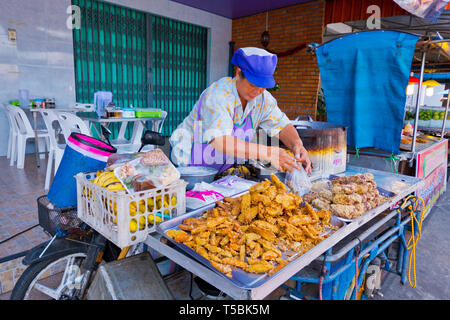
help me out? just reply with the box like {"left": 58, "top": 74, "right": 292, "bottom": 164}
{"left": 92, "top": 171, "right": 125, "bottom": 192}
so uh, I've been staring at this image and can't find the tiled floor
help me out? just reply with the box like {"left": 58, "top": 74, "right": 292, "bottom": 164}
{"left": 0, "top": 153, "right": 51, "bottom": 295}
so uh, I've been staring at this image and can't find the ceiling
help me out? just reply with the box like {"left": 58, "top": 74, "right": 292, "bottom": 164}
{"left": 170, "top": 0, "right": 313, "bottom": 19}
{"left": 323, "top": 10, "right": 450, "bottom": 77}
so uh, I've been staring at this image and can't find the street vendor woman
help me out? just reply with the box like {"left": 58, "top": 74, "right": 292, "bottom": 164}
{"left": 169, "top": 47, "right": 312, "bottom": 174}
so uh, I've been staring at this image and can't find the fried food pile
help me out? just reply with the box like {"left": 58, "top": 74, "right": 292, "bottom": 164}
{"left": 166, "top": 174, "right": 334, "bottom": 278}
{"left": 303, "top": 173, "right": 388, "bottom": 220}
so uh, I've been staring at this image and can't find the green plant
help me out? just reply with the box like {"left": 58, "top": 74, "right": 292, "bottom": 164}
{"left": 317, "top": 86, "right": 326, "bottom": 116}
{"left": 267, "top": 68, "right": 280, "bottom": 92}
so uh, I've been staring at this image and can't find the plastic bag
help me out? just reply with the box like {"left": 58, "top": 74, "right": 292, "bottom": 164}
{"left": 284, "top": 164, "right": 312, "bottom": 196}
{"left": 106, "top": 153, "right": 143, "bottom": 170}
{"left": 186, "top": 183, "right": 228, "bottom": 210}
{"left": 212, "top": 175, "right": 257, "bottom": 194}
{"left": 113, "top": 149, "right": 180, "bottom": 193}
{"left": 393, "top": 0, "right": 449, "bottom": 22}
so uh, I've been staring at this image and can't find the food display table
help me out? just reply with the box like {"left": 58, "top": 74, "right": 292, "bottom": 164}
{"left": 143, "top": 165, "right": 424, "bottom": 300}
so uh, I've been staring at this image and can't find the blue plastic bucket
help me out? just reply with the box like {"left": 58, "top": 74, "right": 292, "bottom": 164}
{"left": 47, "top": 133, "right": 117, "bottom": 208}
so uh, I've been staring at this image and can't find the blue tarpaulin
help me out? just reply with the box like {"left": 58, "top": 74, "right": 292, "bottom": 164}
{"left": 315, "top": 30, "right": 420, "bottom": 155}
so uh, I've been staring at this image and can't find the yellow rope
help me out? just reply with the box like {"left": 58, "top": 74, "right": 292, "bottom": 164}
{"left": 405, "top": 196, "right": 425, "bottom": 289}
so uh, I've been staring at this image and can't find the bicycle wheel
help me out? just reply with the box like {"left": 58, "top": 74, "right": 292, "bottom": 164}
{"left": 10, "top": 250, "right": 88, "bottom": 300}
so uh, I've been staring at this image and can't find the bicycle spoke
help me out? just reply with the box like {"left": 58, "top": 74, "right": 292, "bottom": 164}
{"left": 56, "top": 256, "right": 84, "bottom": 295}
{"left": 60, "top": 256, "right": 77, "bottom": 287}
{"left": 33, "top": 282, "right": 60, "bottom": 299}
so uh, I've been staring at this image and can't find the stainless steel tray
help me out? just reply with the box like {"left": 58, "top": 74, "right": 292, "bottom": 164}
{"left": 156, "top": 199, "right": 344, "bottom": 290}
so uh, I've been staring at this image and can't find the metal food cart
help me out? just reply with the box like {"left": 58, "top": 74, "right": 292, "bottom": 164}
{"left": 143, "top": 165, "right": 424, "bottom": 300}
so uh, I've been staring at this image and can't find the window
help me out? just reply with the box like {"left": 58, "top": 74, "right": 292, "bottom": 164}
{"left": 151, "top": 15, "right": 208, "bottom": 136}
{"left": 72, "top": 0, "right": 208, "bottom": 137}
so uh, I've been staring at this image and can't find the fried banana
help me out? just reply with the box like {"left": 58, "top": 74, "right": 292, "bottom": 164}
{"left": 246, "top": 261, "right": 274, "bottom": 274}
{"left": 270, "top": 173, "right": 287, "bottom": 192}
{"left": 251, "top": 220, "right": 279, "bottom": 234}
{"left": 247, "top": 225, "right": 276, "bottom": 242}
{"left": 166, "top": 229, "right": 190, "bottom": 243}
{"left": 211, "top": 261, "right": 232, "bottom": 278}
{"left": 222, "top": 257, "right": 248, "bottom": 269}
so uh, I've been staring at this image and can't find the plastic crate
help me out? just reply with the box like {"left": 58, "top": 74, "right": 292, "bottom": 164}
{"left": 37, "top": 195, "right": 84, "bottom": 236}
{"left": 75, "top": 172, "right": 187, "bottom": 248}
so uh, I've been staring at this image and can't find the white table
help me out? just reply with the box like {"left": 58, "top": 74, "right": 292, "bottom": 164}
{"left": 79, "top": 115, "right": 163, "bottom": 133}
{"left": 78, "top": 114, "right": 164, "bottom": 149}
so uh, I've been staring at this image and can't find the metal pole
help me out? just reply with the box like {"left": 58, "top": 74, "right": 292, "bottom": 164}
{"left": 411, "top": 50, "right": 427, "bottom": 153}
{"left": 421, "top": 39, "right": 450, "bottom": 45}
{"left": 441, "top": 90, "right": 449, "bottom": 138}
{"left": 33, "top": 111, "right": 41, "bottom": 168}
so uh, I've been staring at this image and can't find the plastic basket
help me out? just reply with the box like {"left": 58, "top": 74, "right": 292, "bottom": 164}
{"left": 134, "top": 108, "right": 162, "bottom": 119}
{"left": 37, "top": 195, "right": 84, "bottom": 236}
{"left": 75, "top": 172, "right": 187, "bottom": 248}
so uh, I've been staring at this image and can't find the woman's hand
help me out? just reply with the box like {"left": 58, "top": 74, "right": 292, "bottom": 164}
{"left": 263, "top": 146, "right": 300, "bottom": 173}
{"left": 278, "top": 124, "right": 312, "bottom": 174}
{"left": 293, "top": 144, "right": 312, "bottom": 175}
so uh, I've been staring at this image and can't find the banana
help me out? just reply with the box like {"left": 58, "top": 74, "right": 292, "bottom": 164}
{"left": 147, "top": 198, "right": 155, "bottom": 211}
{"left": 148, "top": 214, "right": 162, "bottom": 225}
{"left": 138, "top": 200, "right": 146, "bottom": 214}
{"left": 139, "top": 216, "right": 146, "bottom": 230}
{"left": 99, "top": 175, "right": 118, "bottom": 187}
{"left": 96, "top": 172, "right": 116, "bottom": 186}
{"left": 105, "top": 181, "right": 122, "bottom": 189}
{"left": 106, "top": 184, "right": 125, "bottom": 192}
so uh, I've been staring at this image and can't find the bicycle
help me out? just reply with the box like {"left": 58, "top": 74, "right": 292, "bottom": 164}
{"left": 10, "top": 126, "right": 165, "bottom": 300}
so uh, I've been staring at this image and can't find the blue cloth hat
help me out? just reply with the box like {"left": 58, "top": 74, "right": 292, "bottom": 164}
{"left": 231, "top": 47, "right": 278, "bottom": 88}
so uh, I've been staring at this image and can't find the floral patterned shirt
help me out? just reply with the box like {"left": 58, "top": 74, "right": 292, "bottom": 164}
{"left": 169, "top": 76, "right": 290, "bottom": 166}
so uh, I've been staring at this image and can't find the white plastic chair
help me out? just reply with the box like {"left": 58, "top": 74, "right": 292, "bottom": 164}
{"left": 1, "top": 103, "right": 16, "bottom": 160}
{"left": 114, "top": 110, "right": 167, "bottom": 154}
{"left": 7, "top": 105, "right": 49, "bottom": 169}
{"left": 39, "top": 109, "right": 66, "bottom": 190}
{"left": 5, "top": 105, "right": 19, "bottom": 165}
{"left": 73, "top": 102, "right": 95, "bottom": 112}
{"left": 57, "top": 112, "right": 91, "bottom": 141}
{"left": 111, "top": 121, "right": 146, "bottom": 153}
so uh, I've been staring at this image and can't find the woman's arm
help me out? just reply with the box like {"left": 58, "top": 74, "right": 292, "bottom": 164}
{"left": 210, "top": 135, "right": 300, "bottom": 172}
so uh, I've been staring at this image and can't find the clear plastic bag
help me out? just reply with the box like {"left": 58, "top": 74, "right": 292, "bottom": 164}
{"left": 284, "top": 163, "right": 312, "bottom": 196}
{"left": 113, "top": 149, "right": 180, "bottom": 193}
{"left": 212, "top": 175, "right": 257, "bottom": 193}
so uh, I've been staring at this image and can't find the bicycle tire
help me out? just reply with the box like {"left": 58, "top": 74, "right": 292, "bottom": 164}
{"left": 10, "top": 249, "right": 88, "bottom": 300}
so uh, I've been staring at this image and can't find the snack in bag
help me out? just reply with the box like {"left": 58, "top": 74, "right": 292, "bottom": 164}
{"left": 284, "top": 162, "right": 312, "bottom": 196}
{"left": 114, "top": 149, "right": 180, "bottom": 193}
{"left": 106, "top": 153, "right": 144, "bottom": 170}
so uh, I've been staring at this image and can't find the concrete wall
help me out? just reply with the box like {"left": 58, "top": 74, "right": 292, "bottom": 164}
{"left": 0, "top": 0, "right": 232, "bottom": 156}
{"left": 406, "top": 84, "right": 447, "bottom": 109}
